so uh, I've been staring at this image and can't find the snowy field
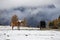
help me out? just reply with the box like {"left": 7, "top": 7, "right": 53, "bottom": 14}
{"left": 0, "top": 26, "right": 60, "bottom": 40}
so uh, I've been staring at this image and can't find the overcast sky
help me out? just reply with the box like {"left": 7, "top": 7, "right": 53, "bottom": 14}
{"left": 0, "top": 0, "right": 60, "bottom": 9}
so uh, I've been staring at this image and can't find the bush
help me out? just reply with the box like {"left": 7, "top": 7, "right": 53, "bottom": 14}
{"left": 49, "top": 22, "right": 54, "bottom": 26}
{"left": 57, "top": 23, "right": 60, "bottom": 28}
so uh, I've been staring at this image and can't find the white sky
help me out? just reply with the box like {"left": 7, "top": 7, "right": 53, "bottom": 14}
{"left": 0, "top": 0, "right": 60, "bottom": 9}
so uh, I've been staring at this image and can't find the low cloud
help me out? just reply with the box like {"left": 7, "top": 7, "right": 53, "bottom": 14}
{"left": 0, "top": 0, "right": 58, "bottom": 10}
{"left": 0, "top": 0, "right": 60, "bottom": 26}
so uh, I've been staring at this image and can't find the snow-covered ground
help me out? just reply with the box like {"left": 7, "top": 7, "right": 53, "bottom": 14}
{"left": 0, "top": 26, "right": 60, "bottom": 40}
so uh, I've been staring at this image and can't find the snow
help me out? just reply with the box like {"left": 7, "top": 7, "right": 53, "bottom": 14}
{"left": 0, "top": 26, "right": 60, "bottom": 40}
{"left": 18, "top": 20, "right": 23, "bottom": 22}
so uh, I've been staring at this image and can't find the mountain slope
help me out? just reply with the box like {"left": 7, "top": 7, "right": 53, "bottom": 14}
{"left": 0, "top": 4, "right": 60, "bottom": 27}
